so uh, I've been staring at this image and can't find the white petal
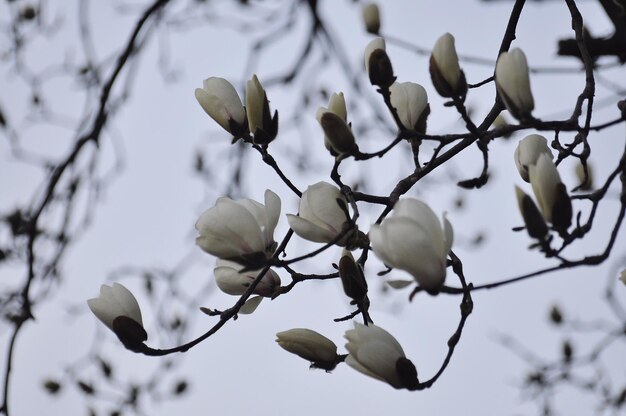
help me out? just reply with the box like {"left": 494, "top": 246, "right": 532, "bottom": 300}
{"left": 364, "top": 37, "right": 386, "bottom": 74}
{"left": 239, "top": 296, "right": 263, "bottom": 314}
{"left": 432, "top": 33, "right": 461, "bottom": 89}
{"left": 287, "top": 214, "right": 337, "bottom": 243}
{"left": 111, "top": 283, "right": 143, "bottom": 326}
{"left": 386, "top": 280, "right": 414, "bottom": 289}
{"left": 264, "top": 189, "right": 282, "bottom": 242}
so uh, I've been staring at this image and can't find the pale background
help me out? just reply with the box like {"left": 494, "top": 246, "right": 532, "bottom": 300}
{"left": 1, "top": 0, "right": 625, "bottom": 415}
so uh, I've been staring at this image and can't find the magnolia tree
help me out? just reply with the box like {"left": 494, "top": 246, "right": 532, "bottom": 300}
{"left": 1, "top": 0, "right": 626, "bottom": 415}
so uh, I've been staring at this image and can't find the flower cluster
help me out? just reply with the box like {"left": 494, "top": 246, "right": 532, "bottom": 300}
{"left": 195, "top": 75, "right": 277, "bottom": 144}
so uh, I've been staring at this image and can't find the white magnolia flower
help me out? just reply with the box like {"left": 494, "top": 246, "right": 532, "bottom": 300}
{"left": 276, "top": 328, "right": 338, "bottom": 364}
{"left": 214, "top": 259, "right": 281, "bottom": 297}
{"left": 286, "top": 182, "right": 350, "bottom": 244}
{"left": 528, "top": 153, "right": 564, "bottom": 223}
{"left": 88, "top": 283, "right": 144, "bottom": 330}
{"left": 389, "top": 82, "right": 429, "bottom": 133}
{"left": 361, "top": 3, "right": 380, "bottom": 34}
{"left": 245, "top": 74, "right": 278, "bottom": 143}
{"left": 514, "top": 134, "right": 553, "bottom": 182}
{"left": 495, "top": 48, "right": 534, "bottom": 119}
{"left": 369, "top": 199, "right": 453, "bottom": 291}
{"left": 345, "top": 323, "right": 414, "bottom": 389}
{"left": 87, "top": 283, "right": 147, "bottom": 349}
{"left": 195, "top": 190, "right": 281, "bottom": 263}
{"left": 430, "top": 33, "right": 463, "bottom": 97}
{"left": 316, "top": 92, "right": 354, "bottom": 155}
{"left": 195, "top": 77, "right": 246, "bottom": 135}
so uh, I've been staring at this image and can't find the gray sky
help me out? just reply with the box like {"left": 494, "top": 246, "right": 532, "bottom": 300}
{"left": 2, "top": 0, "right": 625, "bottom": 415}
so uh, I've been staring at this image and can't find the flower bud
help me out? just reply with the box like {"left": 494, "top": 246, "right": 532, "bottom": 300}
{"left": 87, "top": 283, "right": 148, "bottom": 351}
{"left": 364, "top": 38, "right": 395, "bottom": 88}
{"left": 195, "top": 77, "right": 247, "bottom": 137}
{"left": 495, "top": 48, "right": 534, "bottom": 120}
{"left": 514, "top": 134, "right": 553, "bottom": 182}
{"left": 528, "top": 154, "right": 572, "bottom": 233}
{"left": 214, "top": 259, "right": 281, "bottom": 297}
{"left": 318, "top": 111, "right": 358, "bottom": 156}
{"left": 286, "top": 181, "right": 352, "bottom": 244}
{"left": 515, "top": 186, "right": 548, "bottom": 239}
{"left": 246, "top": 74, "right": 278, "bottom": 144}
{"left": 575, "top": 160, "right": 593, "bottom": 190}
{"left": 344, "top": 323, "right": 418, "bottom": 389}
{"left": 361, "top": 3, "right": 380, "bottom": 35}
{"left": 429, "top": 33, "right": 466, "bottom": 98}
{"left": 316, "top": 93, "right": 357, "bottom": 156}
{"left": 338, "top": 249, "right": 368, "bottom": 303}
{"left": 492, "top": 114, "right": 512, "bottom": 139}
{"left": 389, "top": 82, "right": 429, "bottom": 133}
{"left": 276, "top": 328, "right": 339, "bottom": 370}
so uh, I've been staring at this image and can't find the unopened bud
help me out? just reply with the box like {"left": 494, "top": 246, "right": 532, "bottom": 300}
{"left": 362, "top": 3, "right": 380, "bottom": 35}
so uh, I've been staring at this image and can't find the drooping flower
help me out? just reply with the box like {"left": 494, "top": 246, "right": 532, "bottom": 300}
{"left": 514, "top": 134, "right": 553, "bottom": 182}
{"left": 528, "top": 153, "right": 572, "bottom": 233}
{"left": 495, "top": 48, "right": 534, "bottom": 119}
{"left": 364, "top": 38, "right": 395, "bottom": 88}
{"left": 389, "top": 82, "right": 429, "bottom": 133}
{"left": 286, "top": 182, "right": 351, "bottom": 244}
{"left": 344, "top": 323, "right": 418, "bottom": 389}
{"left": 87, "top": 283, "right": 147, "bottom": 351}
{"left": 214, "top": 259, "right": 281, "bottom": 297}
{"left": 276, "top": 328, "right": 339, "bottom": 369}
{"left": 316, "top": 92, "right": 357, "bottom": 156}
{"left": 429, "top": 33, "right": 465, "bottom": 98}
{"left": 195, "top": 77, "right": 247, "bottom": 136}
{"left": 195, "top": 190, "right": 281, "bottom": 266}
{"left": 245, "top": 74, "right": 278, "bottom": 144}
{"left": 361, "top": 3, "right": 380, "bottom": 34}
{"left": 369, "top": 199, "right": 453, "bottom": 291}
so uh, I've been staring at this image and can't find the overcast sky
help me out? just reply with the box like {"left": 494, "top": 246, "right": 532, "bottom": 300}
{"left": 2, "top": 0, "right": 625, "bottom": 415}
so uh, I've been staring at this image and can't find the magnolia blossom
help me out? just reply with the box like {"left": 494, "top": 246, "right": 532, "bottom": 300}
{"left": 389, "top": 82, "right": 429, "bottom": 133}
{"left": 195, "top": 190, "right": 281, "bottom": 263}
{"left": 245, "top": 74, "right": 278, "bottom": 144}
{"left": 369, "top": 199, "right": 453, "bottom": 291}
{"left": 286, "top": 182, "right": 350, "bottom": 244}
{"left": 514, "top": 134, "right": 553, "bottom": 182}
{"left": 195, "top": 77, "right": 246, "bottom": 136}
{"left": 429, "top": 33, "right": 464, "bottom": 97}
{"left": 316, "top": 92, "right": 356, "bottom": 155}
{"left": 361, "top": 3, "right": 380, "bottom": 34}
{"left": 214, "top": 259, "right": 281, "bottom": 297}
{"left": 495, "top": 48, "right": 534, "bottom": 119}
{"left": 276, "top": 328, "right": 338, "bottom": 364}
{"left": 528, "top": 153, "right": 572, "bottom": 233}
{"left": 87, "top": 283, "right": 147, "bottom": 350}
{"left": 345, "top": 323, "right": 417, "bottom": 389}
{"left": 364, "top": 38, "right": 394, "bottom": 88}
